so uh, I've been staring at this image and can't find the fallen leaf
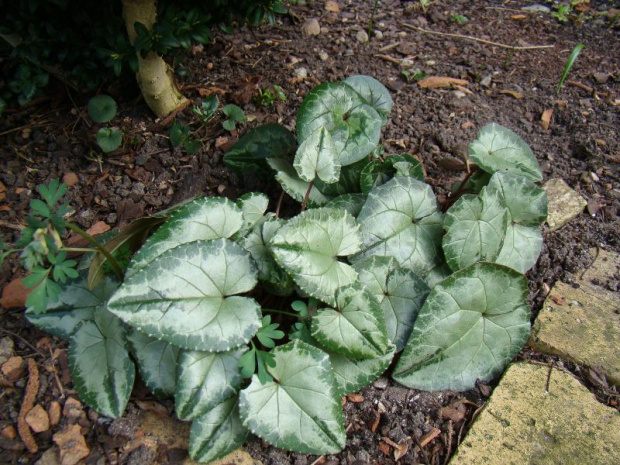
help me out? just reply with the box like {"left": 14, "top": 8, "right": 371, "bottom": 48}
{"left": 85, "top": 221, "right": 110, "bottom": 236}
{"left": 511, "top": 14, "right": 527, "bottom": 20}
{"left": 26, "top": 404, "right": 50, "bottom": 433}
{"left": 499, "top": 89, "right": 524, "bottom": 99}
{"left": 381, "top": 437, "right": 409, "bottom": 461}
{"left": 325, "top": 1, "right": 340, "bottom": 12}
{"left": 461, "top": 120, "right": 474, "bottom": 130}
{"left": 541, "top": 108, "right": 554, "bottom": 130}
{"left": 0, "top": 180, "right": 6, "bottom": 202}
{"left": 419, "top": 427, "right": 441, "bottom": 447}
{"left": 62, "top": 173, "right": 79, "bottom": 187}
{"left": 53, "top": 424, "right": 90, "bottom": 465}
{"left": 18, "top": 359, "right": 39, "bottom": 453}
{"left": 135, "top": 400, "right": 168, "bottom": 416}
{"left": 346, "top": 393, "right": 364, "bottom": 403}
{"left": 0, "top": 205, "right": 11, "bottom": 212}
{"left": 197, "top": 86, "right": 227, "bottom": 97}
{"left": 418, "top": 76, "right": 469, "bottom": 89}
{"left": 369, "top": 409, "right": 381, "bottom": 433}
{"left": 378, "top": 440, "right": 392, "bottom": 456}
{"left": 0, "top": 278, "right": 31, "bottom": 309}
{"left": 453, "top": 84, "right": 473, "bottom": 95}
{"left": 230, "top": 75, "right": 261, "bottom": 105}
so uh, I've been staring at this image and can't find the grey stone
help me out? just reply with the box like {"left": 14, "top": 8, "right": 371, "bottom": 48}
{"left": 480, "top": 75, "right": 492, "bottom": 87}
{"left": 522, "top": 4, "right": 551, "bottom": 13}
{"left": 0, "top": 337, "right": 14, "bottom": 365}
{"left": 301, "top": 18, "right": 321, "bottom": 36}
{"left": 355, "top": 30, "right": 369, "bottom": 43}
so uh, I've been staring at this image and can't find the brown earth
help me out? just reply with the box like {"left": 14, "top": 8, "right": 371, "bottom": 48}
{"left": 1, "top": 1, "right": 619, "bottom": 464}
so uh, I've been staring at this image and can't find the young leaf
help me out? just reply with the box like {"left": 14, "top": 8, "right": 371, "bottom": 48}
{"left": 267, "top": 157, "right": 332, "bottom": 207}
{"left": 223, "top": 104, "right": 246, "bottom": 122}
{"left": 239, "top": 340, "right": 346, "bottom": 454}
{"left": 38, "top": 179, "right": 68, "bottom": 208}
{"left": 343, "top": 75, "right": 393, "bottom": 124}
{"left": 557, "top": 43, "right": 584, "bottom": 94}
{"left": 96, "top": 128, "right": 122, "bottom": 153}
{"left": 189, "top": 395, "right": 249, "bottom": 463}
{"left": 175, "top": 348, "right": 245, "bottom": 420}
{"left": 256, "top": 315, "right": 285, "bottom": 349}
{"left": 293, "top": 127, "right": 341, "bottom": 184}
{"left": 24, "top": 271, "right": 62, "bottom": 315}
{"left": 169, "top": 123, "right": 188, "bottom": 147}
{"left": 108, "top": 239, "right": 261, "bottom": 352}
{"left": 87, "top": 95, "right": 117, "bottom": 123}
{"left": 468, "top": 123, "right": 543, "bottom": 181}
{"left": 270, "top": 208, "right": 362, "bottom": 306}
{"left": 69, "top": 308, "right": 135, "bottom": 418}
{"left": 393, "top": 262, "right": 530, "bottom": 391}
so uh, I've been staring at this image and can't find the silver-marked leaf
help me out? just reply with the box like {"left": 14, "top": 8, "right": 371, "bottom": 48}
{"left": 328, "top": 344, "right": 395, "bottom": 396}
{"left": 127, "top": 329, "right": 179, "bottom": 398}
{"left": 442, "top": 187, "right": 509, "bottom": 272}
{"left": 189, "top": 395, "right": 249, "bottom": 463}
{"left": 267, "top": 157, "right": 331, "bottom": 207}
{"left": 486, "top": 171, "right": 548, "bottom": 226}
{"left": 297, "top": 82, "right": 382, "bottom": 166}
{"left": 236, "top": 192, "right": 270, "bottom": 237}
{"left": 108, "top": 239, "right": 261, "bottom": 352}
{"left": 393, "top": 262, "right": 530, "bottom": 391}
{"left": 26, "top": 276, "right": 119, "bottom": 339}
{"left": 360, "top": 154, "right": 424, "bottom": 194}
{"left": 294, "top": 127, "right": 341, "bottom": 184}
{"left": 326, "top": 193, "right": 367, "bottom": 218}
{"left": 69, "top": 308, "right": 135, "bottom": 418}
{"left": 270, "top": 208, "right": 362, "bottom": 306}
{"left": 353, "top": 256, "right": 429, "bottom": 351}
{"left": 239, "top": 340, "right": 345, "bottom": 454}
{"left": 343, "top": 75, "right": 393, "bottom": 124}
{"left": 127, "top": 197, "right": 243, "bottom": 277}
{"left": 468, "top": 123, "right": 542, "bottom": 181}
{"left": 314, "top": 157, "right": 367, "bottom": 197}
{"left": 176, "top": 348, "right": 245, "bottom": 420}
{"left": 353, "top": 177, "right": 444, "bottom": 279}
{"left": 311, "top": 284, "right": 389, "bottom": 359}
{"left": 495, "top": 223, "right": 543, "bottom": 273}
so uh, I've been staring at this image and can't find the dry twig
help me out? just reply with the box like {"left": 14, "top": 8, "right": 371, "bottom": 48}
{"left": 18, "top": 359, "right": 40, "bottom": 453}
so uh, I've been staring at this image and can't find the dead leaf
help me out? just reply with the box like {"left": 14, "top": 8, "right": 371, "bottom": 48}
{"left": 197, "top": 86, "right": 227, "bottom": 97}
{"left": 511, "top": 14, "right": 527, "bottom": 20}
{"left": 0, "top": 205, "right": 11, "bottom": 212}
{"left": 62, "top": 173, "right": 79, "bottom": 187}
{"left": 419, "top": 427, "right": 441, "bottom": 447}
{"left": 325, "top": 1, "right": 340, "bottom": 12}
{"left": 53, "top": 424, "right": 90, "bottom": 465}
{"left": 378, "top": 440, "right": 392, "bottom": 456}
{"left": 63, "top": 397, "right": 84, "bottom": 420}
{"left": 0, "top": 180, "right": 6, "bottom": 202}
{"left": 453, "top": 84, "right": 473, "bottom": 95}
{"left": 461, "top": 120, "right": 474, "bottom": 129}
{"left": 499, "top": 89, "right": 524, "bottom": 99}
{"left": 230, "top": 75, "right": 261, "bottom": 105}
{"left": 18, "top": 358, "right": 39, "bottom": 453}
{"left": 85, "top": 221, "right": 111, "bottom": 236}
{"left": 369, "top": 409, "right": 381, "bottom": 433}
{"left": 381, "top": 437, "right": 409, "bottom": 461}
{"left": 25, "top": 404, "right": 50, "bottom": 433}
{"left": 440, "top": 406, "right": 466, "bottom": 422}
{"left": 418, "top": 76, "right": 469, "bottom": 89}
{"left": 135, "top": 400, "right": 168, "bottom": 416}
{"left": 346, "top": 393, "right": 364, "bottom": 403}
{"left": 541, "top": 109, "right": 554, "bottom": 130}
{"left": 0, "top": 278, "right": 31, "bottom": 309}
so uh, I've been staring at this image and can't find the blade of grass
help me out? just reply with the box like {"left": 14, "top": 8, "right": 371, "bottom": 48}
{"left": 557, "top": 43, "right": 584, "bottom": 95}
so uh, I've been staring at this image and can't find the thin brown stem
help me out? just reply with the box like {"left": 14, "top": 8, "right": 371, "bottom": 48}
{"left": 301, "top": 180, "right": 314, "bottom": 212}
{"left": 65, "top": 223, "right": 124, "bottom": 281}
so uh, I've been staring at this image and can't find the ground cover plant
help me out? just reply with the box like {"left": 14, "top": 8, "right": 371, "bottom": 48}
{"left": 1, "top": 76, "right": 548, "bottom": 463}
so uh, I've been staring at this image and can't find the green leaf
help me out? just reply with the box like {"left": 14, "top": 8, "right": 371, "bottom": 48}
{"left": 24, "top": 273, "right": 62, "bottom": 315}
{"left": 184, "top": 139, "right": 202, "bottom": 154}
{"left": 495, "top": 223, "right": 543, "bottom": 273}
{"left": 360, "top": 154, "right": 424, "bottom": 194}
{"left": 256, "top": 315, "right": 284, "bottom": 348}
{"left": 267, "top": 157, "right": 332, "bottom": 207}
{"left": 442, "top": 187, "right": 509, "bottom": 272}
{"left": 127, "top": 329, "right": 179, "bottom": 398}
{"left": 270, "top": 208, "right": 362, "bottom": 306}
{"left": 393, "top": 262, "right": 530, "bottom": 391}
{"left": 328, "top": 344, "right": 395, "bottom": 396}
{"left": 126, "top": 196, "right": 243, "bottom": 277}
{"left": 169, "top": 123, "right": 188, "bottom": 147}
{"left": 353, "top": 256, "right": 429, "bottom": 351}
{"left": 296, "top": 82, "right": 383, "bottom": 166}
{"left": 343, "top": 75, "right": 393, "bottom": 124}
{"left": 87, "top": 95, "right": 117, "bottom": 123}
{"left": 96, "top": 128, "right": 122, "bottom": 153}
{"left": 325, "top": 193, "right": 367, "bottom": 218}
{"left": 223, "top": 104, "right": 246, "bottom": 122}
{"left": 468, "top": 123, "right": 542, "bottom": 181}
{"left": 189, "top": 395, "right": 249, "bottom": 463}
{"left": 310, "top": 284, "right": 389, "bottom": 359}
{"left": 293, "top": 127, "right": 341, "bottom": 184}
{"left": 239, "top": 340, "right": 345, "bottom": 454}
{"left": 222, "top": 119, "right": 236, "bottom": 131}
{"left": 236, "top": 192, "right": 269, "bottom": 237}
{"left": 223, "top": 123, "right": 296, "bottom": 174}
{"left": 486, "top": 171, "right": 548, "bottom": 226}
{"left": 69, "top": 308, "right": 135, "bottom": 418}
{"left": 108, "top": 239, "right": 261, "bottom": 352}
{"left": 557, "top": 43, "right": 583, "bottom": 94}
{"left": 353, "top": 177, "right": 445, "bottom": 280}
{"left": 176, "top": 348, "right": 245, "bottom": 420}
{"left": 314, "top": 157, "right": 367, "bottom": 197}
{"left": 38, "top": 179, "right": 67, "bottom": 207}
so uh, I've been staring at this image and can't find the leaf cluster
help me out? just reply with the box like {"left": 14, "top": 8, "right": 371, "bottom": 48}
{"left": 22, "top": 75, "right": 547, "bottom": 462}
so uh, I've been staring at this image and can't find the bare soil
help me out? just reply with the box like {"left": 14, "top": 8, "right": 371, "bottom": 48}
{"left": 1, "top": 1, "right": 619, "bottom": 464}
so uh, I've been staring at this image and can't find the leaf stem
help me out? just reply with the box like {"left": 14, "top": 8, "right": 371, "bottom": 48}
{"left": 301, "top": 180, "right": 314, "bottom": 212}
{"left": 63, "top": 247, "right": 98, "bottom": 254}
{"left": 65, "top": 223, "right": 124, "bottom": 281}
{"left": 263, "top": 308, "right": 300, "bottom": 318}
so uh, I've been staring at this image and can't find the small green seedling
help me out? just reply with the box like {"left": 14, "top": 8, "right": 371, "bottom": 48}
{"left": 401, "top": 68, "right": 427, "bottom": 83}
{"left": 552, "top": 3, "right": 573, "bottom": 23}
{"left": 87, "top": 95, "right": 117, "bottom": 123}
{"left": 419, "top": 0, "right": 433, "bottom": 12}
{"left": 222, "top": 104, "right": 246, "bottom": 131}
{"left": 191, "top": 95, "right": 219, "bottom": 123}
{"left": 451, "top": 13, "right": 469, "bottom": 24}
{"left": 170, "top": 123, "right": 202, "bottom": 154}
{"left": 255, "top": 85, "right": 286, "bottom": 107}
{"left": 557, "top": 43, "right": 584, "bottom": 94}
{"left": 96, "top": 128, "right": 123, "bottom": 153}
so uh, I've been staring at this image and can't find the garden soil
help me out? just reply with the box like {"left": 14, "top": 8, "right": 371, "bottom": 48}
{"left": 1, "top": 1, "right": 618, "bottom": 464}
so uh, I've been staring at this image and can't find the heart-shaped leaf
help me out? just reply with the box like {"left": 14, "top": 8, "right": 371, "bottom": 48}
{"left": 267, "top": 157, "right": 331, "bottom": 207}
{"left": 353, "top": 256, "right": 429, "bottom": 351}
{"left": 175, "top": 348, "right": 245, "bottom": 420}
{"left": 311, "top": 284, "right": 389, "bottom": 359}
{"left": 442, "top": 187, "right": 509, "bottom": 272}
{"left": 468, "top": 123, "right": 542, "bottom": 181}
{"left": 486, "top": 171, "right": 548, "bottom": 226}
{"left": 189, "top": 395, "right": 249, "bottom": 463}
{"left": 127, "top": 329, "right": 179, "bottom": 398}
{"left": 393, "top": 262, "right": 530, "bottom": 391}
{"left": 239, "top": 340, "right": 345, "bottom": 454}
{"left": 328, "top": 345, "right": 395, "bottom": 396}
{"left": 126, "top": 197, "right": 243, "bottom": 277}
{"left": 353, "top": 177, "right": 444, "bottom": 280}
{"left": 96, "top": 128, "right": 122, "bottom": 153}
{"left": 343, "top": 75, "right": 393, "bottom": 124}
{"left": 270, "top": 208, "right": 362, "bottom": 306}
{"left": 108, "top": 239, "right": 261, "bottom": 352}
{"left": 360, "top": 154, "right": 425, "bottom": 194}
{"left": 87, "top": 95, "right": 117, "bottom": 123}
{"left": 326, "top": 193, "right": 367, "bottom": 218}
{"left": 236, "top": 192, "right": 270, "bottom": 237}
{"left": 69, "top": 308, "right": 135, "bottom": 418}
{"left": 294, "top": 127, "right": 341, "bottom": 184}
{"left": 314, "top": 157, "right": 367, "bottom": 197}
{"left": 495, "top": 223, "right": 543, "bottom": 273}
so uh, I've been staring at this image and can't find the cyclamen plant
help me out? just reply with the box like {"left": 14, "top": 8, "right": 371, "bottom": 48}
{"left": 3, "top": 75, "right": 548, "bottom": 463}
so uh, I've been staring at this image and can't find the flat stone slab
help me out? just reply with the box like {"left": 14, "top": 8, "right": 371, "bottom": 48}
{"left": 543, "top": 178, "right": 587, "bottom": 231}
{"left": 529, "top": 249, "right": 620, "bottom": 385}
{"left": 450, "top": 362, "right": 620, "bottom": 464}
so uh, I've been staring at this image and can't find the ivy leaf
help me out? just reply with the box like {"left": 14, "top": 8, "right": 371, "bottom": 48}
{"left": 293, "top": 127, "right": 341, "bottom": 184}
{"left": 468, "top": 123, "right": 543, "bottom": 181}
{"left": 270, "top": 208, "right": 362, "bottom": 306}
{"left": 108, "top": 239, "right": 261, "bottom": 352}
{"left": 239, "top": 340, "right": 346, "bottom": 455}
{"left": 126, "top": 197, "right": 243, "bottom": 277}
{"left": 310, "top": 284, "right": 389, "bottom": 360}
{"left": 353, "top": 177, "right": 445, "bottom": 280}
{"left": 69, "top": 308, "right": 135, "bottom": 418}
{"left": 343, "top": 75, "right": 393, "bottom": 124}
{"left": 328, "top": 344, "right": 395, "bottom": 396}
{"left": 393, "top": 262, "right": 530, "bottom": 391}
{"left": 353, "top": 256, "right": 429, "bottom": 352}
{"left": 189, "top": 395, "right": 249, "bottom": 463}
{"left": 127, "top": 329, "right": 179, "bottom": 398}
{"left": 442, "top": 187, "right": 509, "bottom": 272}
{"left": 267, "top": 157, "right": 332, "bottom": 207}
{"left": 175, "top": 348, "right": 245, "bottom": 420}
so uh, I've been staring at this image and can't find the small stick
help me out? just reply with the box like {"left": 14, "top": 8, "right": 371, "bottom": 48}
{"left": 375, "top": 54, "right": 403, "bottom": 65}
{"left": 568, "top": 80, "right": 594, "bottom": 93}
{"left": 545, "top": 361, "right": 554, "bottom": 393}
{"left": 401, "top": 23, "right": 555, "bottom": 50}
